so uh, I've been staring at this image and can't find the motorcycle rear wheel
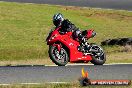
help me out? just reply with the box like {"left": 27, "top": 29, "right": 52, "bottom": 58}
{"left": 90, "top": 44, "right": 106, "bottom": 65}
{"left": 49, "top": 45, "right": 69, "bottom": 66}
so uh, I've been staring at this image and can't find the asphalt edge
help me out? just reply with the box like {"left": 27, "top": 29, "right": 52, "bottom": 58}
{"left": 0, "top": 1, "right": 132, "bottom": 12}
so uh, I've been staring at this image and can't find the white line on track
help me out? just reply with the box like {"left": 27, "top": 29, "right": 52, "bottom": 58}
{"left": 44, "top": 63, "right": 132, "bottom": 66}
{"left": 1, "top": 63, "right": 131, "bottom": 67}
{"left": 0, "top": 84, "right": 10, "bottom": 86}
{"left": 0, "top": 82, "right": 69, "bottom": 86}
{"left": 46, "top": 82, "right": 68, "bottom": 84}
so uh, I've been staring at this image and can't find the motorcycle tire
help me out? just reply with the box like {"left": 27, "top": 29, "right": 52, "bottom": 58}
{"left": 49, "top": 45, "right": 69, "bottom": 66}
{"left": 90, "top": 44, "right": 106, "bottom": 65}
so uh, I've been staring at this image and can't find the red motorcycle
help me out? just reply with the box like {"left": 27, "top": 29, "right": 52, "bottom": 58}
{"left": 46, "top": 27, "right": 106, "bottom": 66}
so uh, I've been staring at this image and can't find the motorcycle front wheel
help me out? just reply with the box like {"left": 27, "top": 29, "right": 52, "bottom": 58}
{"left": 49, "top": 45, "right": 69, "bottom": 66}
{"left": 90, "top": 44, "right": 106, "bottom": 65}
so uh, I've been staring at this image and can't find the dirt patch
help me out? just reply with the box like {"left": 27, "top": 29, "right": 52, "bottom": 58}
{"left": 94, "top": 12, "right": 132, "bottom": 21}
{"left": 121, "top": 45, "right": 132, "bottom": 52}
{"left": 60, "top": 6, "right": 85, "bottom": 11}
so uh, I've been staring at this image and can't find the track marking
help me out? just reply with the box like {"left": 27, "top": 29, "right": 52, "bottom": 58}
{"left": 45, "top": 63, "right": 132, "bottom": 66}
{"left": 0, "top": 82, "right": 69, "bottom": 86}
{"left": 46, "top": 82, "right": 68, "bottom": 84}
{"left": 0, "top": 63, "right": 131, "bottom": 67}
{"left": 0, "top": 84, "right": 10, "bottom": 86}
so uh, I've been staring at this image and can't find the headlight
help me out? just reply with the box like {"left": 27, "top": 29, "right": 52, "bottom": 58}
{"left": 49, "top": 34, "right": 58, "bottom": 41}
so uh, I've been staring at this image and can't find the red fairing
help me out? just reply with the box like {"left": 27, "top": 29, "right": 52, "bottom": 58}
{"left": 87, "top": 30, "right": 94, "bottom": 38}
{"left": 46, "top": 27, "right": 92, "bottom": 62}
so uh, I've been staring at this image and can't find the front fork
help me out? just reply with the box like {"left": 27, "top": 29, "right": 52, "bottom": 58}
{"left": 52, "top": 44, "right": 61, "bottom": 52}
{"left": 52, "top": 44, "right": 64, "bottom": 60}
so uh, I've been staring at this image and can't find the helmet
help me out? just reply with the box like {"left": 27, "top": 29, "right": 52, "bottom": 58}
{"left": 53, "top": 13, "right": 64, "bottom": 27}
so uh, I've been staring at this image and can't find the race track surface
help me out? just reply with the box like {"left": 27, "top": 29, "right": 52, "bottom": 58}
{"left": 0, "top": 64, "right": 131, "bottom": 84}
{"left": 1, "top": 0, "right": 132, "bottom": 10}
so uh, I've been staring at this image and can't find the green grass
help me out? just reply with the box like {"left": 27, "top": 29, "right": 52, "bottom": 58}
{"left": 0, "top": 2, "right": 132, "bottom": 64}
{"left": 0, "top": 83, "right": 131, "bottom": 88}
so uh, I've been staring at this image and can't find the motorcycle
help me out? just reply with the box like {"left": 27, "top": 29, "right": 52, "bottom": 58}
{"left": 46, "top": 27, "right": 106, "bottom": 66}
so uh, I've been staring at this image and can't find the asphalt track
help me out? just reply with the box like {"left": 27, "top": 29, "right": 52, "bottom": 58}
{"left": 1, "top": 0, "right": 132, "bottom": 11}
{"left": 0, "top": 64, "right": 132, "bottom": 84}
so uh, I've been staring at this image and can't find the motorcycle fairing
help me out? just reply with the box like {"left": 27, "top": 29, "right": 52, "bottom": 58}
{"left": 47, "top": 27, "right": 92, "bottom": 62}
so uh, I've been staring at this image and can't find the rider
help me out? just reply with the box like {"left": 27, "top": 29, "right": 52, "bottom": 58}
{"left": 53, "top": 13, "right": 86, "bottom": 41}
{"left": 52, "top": 13, "right": 94, "bottom": 51}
